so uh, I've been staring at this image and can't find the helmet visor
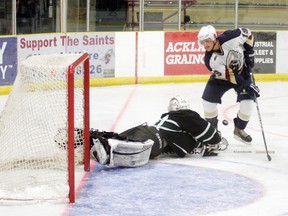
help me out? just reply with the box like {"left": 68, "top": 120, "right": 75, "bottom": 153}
{"left": 198, "top": 38, "right": 214, "bottom": 46}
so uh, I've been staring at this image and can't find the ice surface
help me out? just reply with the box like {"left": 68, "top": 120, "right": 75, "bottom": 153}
{"left": 0, "top": 82, "right": 287, "bottom": 216}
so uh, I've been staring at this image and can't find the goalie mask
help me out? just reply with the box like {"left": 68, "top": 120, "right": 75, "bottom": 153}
{"left": 168, "top": 96, "right": 190, "bottom": 112}
{"left": 197, "top": 25, "right": 217, "bottom": 46}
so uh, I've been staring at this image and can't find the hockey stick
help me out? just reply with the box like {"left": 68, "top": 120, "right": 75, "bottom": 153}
{"left": 250, "top": 73, "right": 272, "bottom": 161}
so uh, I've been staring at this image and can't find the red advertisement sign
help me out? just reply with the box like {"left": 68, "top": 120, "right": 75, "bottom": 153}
{"left": 164, "top": 32, "right": 209, "bottom": 75}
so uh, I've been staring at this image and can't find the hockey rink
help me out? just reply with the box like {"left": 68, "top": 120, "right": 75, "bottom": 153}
{"left": 0, "top": 81, "right": 288, "bottom": 216}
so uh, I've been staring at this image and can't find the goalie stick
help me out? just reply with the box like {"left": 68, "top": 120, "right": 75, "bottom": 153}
{"left": 250, "top": 73, "right": 272, "bottom": 161}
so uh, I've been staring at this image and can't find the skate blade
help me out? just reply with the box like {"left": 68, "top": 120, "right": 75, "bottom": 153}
{"left": 233, "top": 135, "right": 252, "bottom": 145}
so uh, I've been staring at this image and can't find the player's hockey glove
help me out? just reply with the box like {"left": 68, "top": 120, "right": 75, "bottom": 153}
{"left": 244, "top": 50, "right": 255, "bottom": 69}
{"left": 248, "top": 83, "right": 260, "bottom": 98}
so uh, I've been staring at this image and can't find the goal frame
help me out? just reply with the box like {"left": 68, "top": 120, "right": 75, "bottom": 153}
{"left": 67, "top": 53, "right": 90, "bottom": 203}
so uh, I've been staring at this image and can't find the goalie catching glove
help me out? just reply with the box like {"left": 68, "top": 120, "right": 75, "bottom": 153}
{"left": 54, "top": 128, "right": 84, "bottom": 149}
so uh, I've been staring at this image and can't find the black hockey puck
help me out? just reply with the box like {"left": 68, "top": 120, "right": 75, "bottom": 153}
{"left": 222, "top": 120, "right": 229, "bottom": 126}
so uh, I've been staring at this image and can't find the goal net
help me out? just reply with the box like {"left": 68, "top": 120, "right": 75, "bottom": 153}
{"left": 0, "top": 53, "right": 90, "bottom": 203}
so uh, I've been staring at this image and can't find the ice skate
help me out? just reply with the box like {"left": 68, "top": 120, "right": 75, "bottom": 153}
{"left": 207, "top": 137, "right": 229, "bottom": 152}
{"left": 202, "top": 145, "right": 218, "bottom": 157}
{"left": 193, "top": 142, "right": 218, "bottom": 156}
{"left": 161, "top": 145, "right": 175, "bottom": 155}
{"left": 234, "top": 127, "right": 252, "bottom": 144}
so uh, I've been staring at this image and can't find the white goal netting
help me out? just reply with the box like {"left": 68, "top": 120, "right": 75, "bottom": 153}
{"left": 0, "top": 54, "right": 89, "bottom": 203}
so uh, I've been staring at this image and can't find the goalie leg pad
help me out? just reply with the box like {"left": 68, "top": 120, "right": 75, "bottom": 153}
{"left": 109, "top": 139, "right": 154, "bottom": 167}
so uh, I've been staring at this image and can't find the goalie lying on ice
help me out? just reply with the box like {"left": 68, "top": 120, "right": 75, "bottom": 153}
{"left": 89, "top": 96, "right": 229, "bottom": 168}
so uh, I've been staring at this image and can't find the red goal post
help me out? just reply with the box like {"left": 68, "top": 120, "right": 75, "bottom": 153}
{"left": 68, "top": 53, "right": 90, "bottom": 203}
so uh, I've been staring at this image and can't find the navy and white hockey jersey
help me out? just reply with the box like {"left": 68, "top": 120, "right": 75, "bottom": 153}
{"left": 204, "top": 28, "right": 254, "bottom": 85}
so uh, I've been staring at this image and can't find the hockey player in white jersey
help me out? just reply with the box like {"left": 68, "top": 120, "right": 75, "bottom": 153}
{"left": 197, "top": 25, "right": 260, "bottom": 144}
{"left": 89, "top": 96, "right": 229, "bottom": 167}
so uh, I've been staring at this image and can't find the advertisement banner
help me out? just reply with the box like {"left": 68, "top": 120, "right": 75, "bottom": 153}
{"left": 65, "top": 33, "right": 115, "bottom": 78}
{"left": 17, "top": 34, "right": 66, "bottom": 61}
{"left": 17, "top": 33, "right": 115, "bottom": 78}
{"left": 164, "top": 32, "right": 209, "bottom": 75}
{"left": 253, "top": 32, "right": 276, "bottom": 74}
{"left": 0, "top": 37, "right": 17, "bottom": 85}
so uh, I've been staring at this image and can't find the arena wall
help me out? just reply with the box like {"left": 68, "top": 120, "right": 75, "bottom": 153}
{"left": 0, "top": 31, "right": 288, "bottom": 94}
